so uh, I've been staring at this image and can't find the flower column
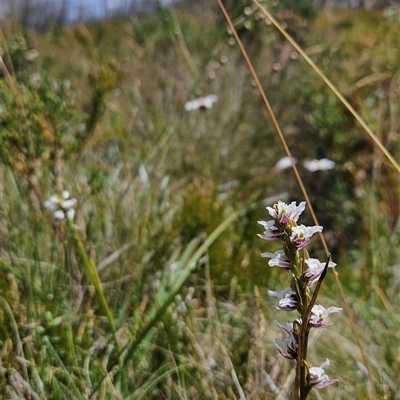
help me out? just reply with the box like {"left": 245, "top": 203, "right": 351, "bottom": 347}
{"left": 258, "top": 201, "right": 341, "bottom": 399}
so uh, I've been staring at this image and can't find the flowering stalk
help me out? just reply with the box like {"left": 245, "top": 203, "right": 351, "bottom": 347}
{"left": 44, "top": 191, "right": 118, "bottom": 342}
{"left": 258, "top": 201, "right": 341, "bottom": 399}
{"left": 44, "top": 190, "right": 125, "bottom": 386}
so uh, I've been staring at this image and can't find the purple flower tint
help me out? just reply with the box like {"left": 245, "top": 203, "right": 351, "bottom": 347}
{"left": 304, "top": 258, "right": 337, "bottom": 286}
{"left": 290, "top": 224, "right": 323, "bottom": 249}
{"left": 275, "top": 321, "right": 298, "bottom": 359}
{"left": 309, "top": 305, "right": 342, "bottom": 329}
{"left": 309, "top": 359, "right": 339, "bottom": 389}
{"left": 268, "top": 287, "right": 299, "bottom": 311}
{"left": 257, "top": 220, "right": 282, "bottom": 241}
{"left": 261, "top": 250, "right": 291, "bottom": 270}
{"left": 267, "top": 200, "right": 306, "bottom": 224}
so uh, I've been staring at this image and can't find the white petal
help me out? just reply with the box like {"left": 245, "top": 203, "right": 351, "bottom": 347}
{"left": 61, "top": 198, "right": 77, "bottom": 209}
{"left": 205, "top": 94, "right": 218, "bottom": 103}
{"left": 184, "top": 99, "right": 198, "bottom": 111}
{"left": 304, "top": 158, "right": 336, "bottom": 172}
{"left": 184, "top": 94, "right": 218, "bottom": 111}
{"left": 44, "top": 195, "right": 60, "bottom": 211}
{"left": 53, "top": 210, "right": 65, "bottom": 220}
{"left": 275, "top": 157, "right": 297, "bottom": 171}
{"left": 66, "top": 208, "right": 75, "bottom": 220}
{"left": 320, "top": 359, "right": 330, "bottom": 369}
{"left": 304, "top": 160, "right": 320, "bottom": 172}
{"left": 318, "top": 158, "right": 336, "bottom": 170}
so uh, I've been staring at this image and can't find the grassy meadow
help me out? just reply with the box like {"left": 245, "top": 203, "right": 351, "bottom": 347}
{"left": 1, "top": 1, "right": 399, "bottom": 399}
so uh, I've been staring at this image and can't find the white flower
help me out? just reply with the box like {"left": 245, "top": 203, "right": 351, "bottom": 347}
{"left": 61, "top": 198, "right": 77, "bottom": 209}
{"left": 257, "top": 219, "right": 281, "bottom": 241}
{"left": 290, "top": 224, "right": 323, "bottom": 249}
{"left": 309, "top": 359, "right": 339, "bottom": 389}
{"left": 268, "top": 287, "right": 298, "bottom": 311}
{"left": 43, "top": 195, "right": 60, "bottom": 212}
{"left": 66, "top": 208, "right": 75, "bottom": 220}
{"left": 267, "top": 201, "right": 306, "bottom": 223}
{"left": 304, "top": 258, "right": 336, "bottom": 286}
{"left": 275, "top": 156, "right": 297, "bottom": 171}
{"left": 304, "top": 158, "right": 336, "bottom": 172}
{"left": 275, "top": 320, "right": 298, "bottom": 359}
{"left": 44, "top": 191, "right": 77, "bottom": 221}
{"left": 309, "top": 305, "right": 342, "bottom": 328}
{"left": 261, "top": 249, "right": 291, "bottom": 270}
{"left": 184, "top": 94, "right": 218, "bottom": 111}
{"left": 53, "top": 210, "right": 66, "bottom": 220}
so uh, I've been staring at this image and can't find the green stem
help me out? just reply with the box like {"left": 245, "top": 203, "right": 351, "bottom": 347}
{"left": 300, "top": 330, "right": 311, "bottom": 399}
{"left": 67, "top": 219, "right": 119, "bottom": 349}
{"left": 68, "top": 219, "right": 126, "bottom": 388}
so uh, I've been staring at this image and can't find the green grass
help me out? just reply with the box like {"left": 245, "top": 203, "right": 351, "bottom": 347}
{"left": 1, "top": 2, "right": 399, "bottom": 399}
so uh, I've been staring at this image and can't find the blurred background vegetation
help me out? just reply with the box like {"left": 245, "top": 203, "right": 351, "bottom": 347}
{"left": 1, "top": 0, "right": 399, "bottom": 398}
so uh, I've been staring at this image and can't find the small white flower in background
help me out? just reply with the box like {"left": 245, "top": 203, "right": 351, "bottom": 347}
{"left": 53, "top": 210, "right": 66, "bottom": 220}
{"left": 309, "top": 359, "right": 339, "bottom": 389}
{"left": 43, "top": 195, "right": 60, "bottom": 212}
{"left": 184, "top": 94, "right": 218, "bottom": 111}
{"left": 275, "top": 156, "right": 297, "bottom": 171}
{"left": 44, "top": 191, "right": 77, "bottom": 220}
{"left": 304, "top": 158, "right": 336, "bottom": 172}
